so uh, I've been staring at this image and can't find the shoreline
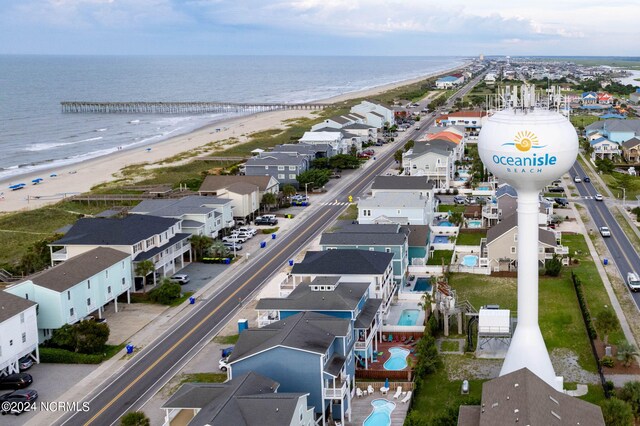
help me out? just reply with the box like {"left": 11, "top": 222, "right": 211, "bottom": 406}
{"left": 0, "top": 61, "right": 470, "bottom": 213}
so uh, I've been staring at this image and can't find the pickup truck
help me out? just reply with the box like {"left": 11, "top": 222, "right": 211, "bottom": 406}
{"left": 222, "top": 235, "right": 247, "bottom": 244}
{"left": 255, "top": 217, "right": 278, "bottom": 226}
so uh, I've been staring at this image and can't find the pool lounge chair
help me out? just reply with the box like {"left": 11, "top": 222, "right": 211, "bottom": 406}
{"left": 403, "top": 336, "right": 414, "bottom": 345}
{"left": 393, "top": 386, "right": 402, "bottom": 399}
{"left": 401, "top": 391, "right": 413, "bottom": 403}
{"left": 368, "top": 385, "right": 375, "bottom": 395}
{"left": 409, "top": 339, "right": 419, "bottom": 347}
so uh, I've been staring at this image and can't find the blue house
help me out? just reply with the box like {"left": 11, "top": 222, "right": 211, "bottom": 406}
{"left": 320, "top": 224, "right": 409, "bottom": 287}
{"left": 256, "top": 276, "right": 383, "bottom": 369}
{"left": 586, "top": 119, "right": 640, "bottom": 143}
{"left": 227, "top": 312, "right": 354, "bottom": 426}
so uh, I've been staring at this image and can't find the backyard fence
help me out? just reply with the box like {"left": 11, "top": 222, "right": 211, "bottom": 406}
{"left": 356, "top": 369, "right": 412, "bottom": 381}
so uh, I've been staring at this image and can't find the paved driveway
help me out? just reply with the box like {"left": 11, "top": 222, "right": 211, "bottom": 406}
{"left": 177, "top": 262, "right": 230, "bottom": 294}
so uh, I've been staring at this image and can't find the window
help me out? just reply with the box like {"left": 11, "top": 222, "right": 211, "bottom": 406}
{"left": 20, "top": 313, "right": 24, "bottom": 323}
{"left": 69, "top": 308, "right": 74, "bottom": 317}
{"left": 105, "top": 270, "right": 109, "bottom": 279}
{"left": 25, "top": 293, "right": 29, "bottom": 300}
{"left": 362, "top": 209, "right": 371, "bottom": 217}
{"left": 289, "top": 166, "right": 296, "bottom": 171}
{"left": 122, "top": 261, "right": 125, "bottom": 269}
{"left": 107, "top": 286, "right": 112, "bottom": 294}
{"left": 278, "top": 166, "right": 285, "bottom": 171}
{"left": 514, "top": 234, "right": 518, "bottom": 242}
{"left": 43, "top": 329, "right": 50, "bottom": 337}
{"left": 9, "top": 340, "right": 13, "bottom": 346}
{"left": 67, "top": 291, "right": 71, "bottom": 300}
{"left": 122, "top": 278, "right": 126, "bottom": 286}
{"left": 385, "top": 247, "right": 391, "bottom": 253}
{"left": 87, "top": 280, "right": 91, "bottom": 289}
{"left": 22, "top": 332, "right": 26, "bottom": 343}
{"left": 278, "top": 174, "right": 285, "bottom": 179}
{"left": 289, "top": 174, "right": 296, "bottom": 179}
{"left": 369, "top": 247, "right": 375, "bottom": 251}
{"left": 87, "top": 298, "right": 91, "bottom": 306}
{"left": 510, "top": 246, "right": 516, "bottom": 254}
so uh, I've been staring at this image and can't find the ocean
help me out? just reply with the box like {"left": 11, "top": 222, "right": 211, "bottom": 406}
{"left": 0, "top": 55, "right": 465, "bottom": 181}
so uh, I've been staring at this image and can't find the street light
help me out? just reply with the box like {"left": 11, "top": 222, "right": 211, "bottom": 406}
{"left": 304, "top": 181, "right": 314, "bottom": 200}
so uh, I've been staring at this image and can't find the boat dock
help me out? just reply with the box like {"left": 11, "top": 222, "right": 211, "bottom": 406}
{"left": 60, "top": 101, "right": 330, "bottom": 114}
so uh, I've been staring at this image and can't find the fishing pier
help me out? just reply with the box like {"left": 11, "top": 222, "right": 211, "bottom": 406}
{"left": 60, "top": 101, "right": 330, "bottom": 114}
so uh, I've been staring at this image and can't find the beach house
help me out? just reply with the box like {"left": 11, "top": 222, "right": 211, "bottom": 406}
{"left": 402, "top": 139, "right": 456, "bottom": 188}
{"left": 129, "top": 196, "right": 233, "bottom": 239}
{"left": 256, "top": 276, "right": 383, "bottom": 369}
{"left": 435, "top": 75, "right": 464, "bottom": 89}
{"left": 621, "top": 137, "right": 640, "bottom": 163}
{"left": 480, "top": 214, "right": 568, "bottom": 272}
{"left": 161, "top": 371, "right": 314, "bottom": 426}
{"left": 358, "top": 192, "right": 432, "bottom": 226}
{"left": 0, "top": 292, "right": 38, "bottom": 375}
{"left": 5, "top": 247, "right": 133, "bottom": 341}
{"left": 320, "top": 223, "right": 410, "bottom": 287}
{"left": 227, "top": 312, "right": 355, "bottom": 426}
{"left": 50, "top": 215, "right": 191, "bottom": 288}
{"left": 289, "top": 249, "right": 395, "bottom": 314}
{"left": 437, "top": 111, "right": 487, "bottom": 136}
{"left": 350, "top": 100, "right": 394, "bottom": 129}
{"left": 588, "top": 136, "right": 621, "bottom": 160}
{"left": 586, "top": 119, "right": 640, "bottom": 143}
{"left": 271, "top": 143, "right": 334, "bottom": 160}
{"left": 243, "top": 152, "right": 309, "bottom": 189}
{"left": 299, "top": 131, "right": 347, "bottom": 155}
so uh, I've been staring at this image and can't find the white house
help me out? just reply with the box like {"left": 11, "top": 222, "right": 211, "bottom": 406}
{"left": 402, "top": 139, "right": 456, "bottom": 188}
{"left": 0, "top": 292, "right": 38, "bottom": 375}
{"left": 350, "top": 100, "right": 394, "bottom": 129}
{"left": 589, "top": 136, "right": 621, "bottom": 160}
{"left": 299, "top": 131, "right": 347, "bottom": 154}
{"left": 358, "top": 192, "right": 432, "bottom": 226}
{"left": 436, "top": 75, "right": 464, "bottom": 89}
{"left": 5, "top": 247, "right": 133, "bottom": 341}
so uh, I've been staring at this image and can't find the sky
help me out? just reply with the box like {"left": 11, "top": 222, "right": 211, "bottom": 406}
{"left": 0, "top": 0, "right": 639, "bottom": 56}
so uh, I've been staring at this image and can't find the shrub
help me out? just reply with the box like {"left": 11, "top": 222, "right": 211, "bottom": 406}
{"left": 39, "top": 347, "right": 103, "bottom": 364}
{"left": 50, "top": 321, "right": 110, "bottom": 354}
{"left": 148, "top": 281, "right": 182, "bottom": 305}
{"left": 545, "top": 255, "right": 562, "bottom": 277}
{"left": 619, "top": 381, "right": 640, "bottom": 416}
{"left": 121, "top": 411, "right": 151, "bottom": 426}
{"left": 600, "top": 356, "right": 615, "bottom": 368}
{"left": 571, "top": 273, "right": 597, "bottom": 340}
{"left": 601, "top": 398, "right": 634, "bottom": 426}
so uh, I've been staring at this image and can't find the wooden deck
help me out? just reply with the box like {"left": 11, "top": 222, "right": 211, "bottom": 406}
{"left": 346, "top": 390, "right": 411, "bottom": 426}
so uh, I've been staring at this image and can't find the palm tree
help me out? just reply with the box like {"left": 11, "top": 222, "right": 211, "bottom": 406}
{"left": 418, "top": 290, "right": 433, "bottom": 319}
{"left": 282, "top": 184, "right": 296, "bottom": 200}
{"left": 134, "top": 260, "right": 155, "bottom": 293}
{"left": 207, "top": 240, "right": 230, "bottom": 258}
{"left": 190, "top": 234, "right": 213, "bottom": 261}
{"left": 261, "top": 192, "right": 277, "bottom": 212}
{"left": 450, "top": 211, "right": 464, "bottom": 227}
{"left": 595, "top": 309, "right": 619, "bottom": 345}
{"left": 617, "top": 341, "right": 639, "bottom": 367}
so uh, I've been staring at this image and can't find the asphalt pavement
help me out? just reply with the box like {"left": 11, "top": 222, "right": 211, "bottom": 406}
{"left": 55, "top": 75, "right": 483, "bottom": 426}
{"left": 569, "top": 161, "right": 640, "bottom": 310}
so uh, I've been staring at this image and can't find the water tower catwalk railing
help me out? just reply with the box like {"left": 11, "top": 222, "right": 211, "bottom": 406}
{"left": 478, "top": 84, "right": 578, "bottom": 392}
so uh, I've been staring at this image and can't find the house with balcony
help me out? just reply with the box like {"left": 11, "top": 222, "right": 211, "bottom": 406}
{"left": 256, "top": 277, "right": 382, "bottom": 369}
{"left": 227, "top": 312, "right": 354, "bottom": 426}
{"left": 402, "top": 139, "right": 456, "bottom": 188}
{"left": 271, "top": 143, "right": 334, "bottom": 160}
{"left": 129, "top": 196, "right": 233, "bottom": 239}
{"left": 586, "top": 119, "right": 640, "bottom": 143}
{"left": 438, "top": 111, "right": 487, "bottom": 136}
{"left": 358, "top": 192, "right": 433, "bottom": 226}
{"left": 244, "top": 152, "right": 309, "bottom": 190}
{"left": 350, "top": 100, "right": 394, "bottom": 129}
{"left": 50, "top": 215, "right": 190, "bottom": 289}
{"left": 342, "top": 123, "right": 377, "bottom": 143}
{"left": 370, "top": 176, "right": 437, "bottom": 199}
{"left": 5, "top": 247, "right": 133, "bottom": 341}
{"left": 435, "top": 75, "right": 464, "bottom": 89}
{"left": 589, "top": 136, "right": 621, "bottom": 160}
{"left": 622, "top": 137, "right": 640, "bottom": 163}
{"left": 199, "top": 175, "right": 279, "bottom": 200}
{"left": 480, "top": 214, "right": 568, "bottom": 272}
{"left": 161, "top": 371, "right": 314, "bottom": 426}
{"left": 320, "top": 224, "right": 409, "bottom": 287}
{"left": 299, "top": 131, "right": 347, "bottom": 155}
{"left": 0, "top": 292, "right": 38, "bottom": 375}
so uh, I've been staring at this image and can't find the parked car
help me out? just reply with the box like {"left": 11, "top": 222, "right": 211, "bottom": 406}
{"left": 81, "top": 315, "right": 106, "bottom": 324}
{"left": 594, "top": 193, "right": 603, "bottom": 201}
{"left": 453, "top": 195, "right": 467, "bottom": 205}
{"left": 548, "top": 186, "right": 564, "bottom": 193}
{"left": 627, "top": 272, "right": 640, "bottom": 292}
{"left": 231, "top": 230, "right": 253, "bottom": 240}
{"left": 169, "top": 274, "right": 190, "bottom": 285}
{"left": 18, "top": 356, "right": 33, "bottom": 371}
{"left": 329, "top": 173, "right": 341, "bottom": 179}
{"left": 599, "top": 226, "right": 611, "bottom": 237}
{"left": 583, "top": 176, "right": 590, "bottom": 183}
{"left": 254, "top": 217, "right": 278, "bottom": 226}
{"left": 222, "top": 235, "right": 247, "bottom": 244}
{"left": 574, "top": 176, "right": 582, "bottom": 183}
{"left": 236, "top": 226, "right": 257, "bottom": 236}
{"left": 223, "top": 242, "right": 243, "bottom": 251}
{"left": 554, "top": 198, "right": 569, "bottom": 207}
{"left": 0, "top": 389, "right": 38, "bottom": 415}
{"left": 218, "top": 357, "right": 230, "bottom": 371}
{"left": 0, "top": 373, "right": 32, "bottom": 390}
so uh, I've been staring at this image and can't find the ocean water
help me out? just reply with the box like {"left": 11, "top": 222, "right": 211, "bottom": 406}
{"left": 0, "top": 55, "right": 465, "bottom": 181}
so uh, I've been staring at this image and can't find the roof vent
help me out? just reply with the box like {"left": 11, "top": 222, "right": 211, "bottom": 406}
{"left": 551, "top": 410, "right": 561, "bottom": 420}
{"left": 514, "top": 409, "right": 519, "bottom": 414}
{"left": 276, "top": 408, "right": 279, "bottom": 412}
{"left": 506, "top": 396, "right": 510, "bottom": 400}
{"left": 514, "top": 383, "right": 519, "bottom": 388}
{"left": 549, "top": 395, "right": 559, "bottom": 405}
{"left": 491, "top": 403, "right": 499, "bottom": 409}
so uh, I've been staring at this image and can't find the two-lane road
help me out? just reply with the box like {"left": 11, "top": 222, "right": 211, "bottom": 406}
{"left": 570, "top": 161, "right": 640, "bottom": 309}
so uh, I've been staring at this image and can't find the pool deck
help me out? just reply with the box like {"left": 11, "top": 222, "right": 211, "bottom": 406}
{"left": 346, "top": 392, "right": 410, "bottom": 426}
{"left": 357, "top": 341, "right": 418, "bottom": 372}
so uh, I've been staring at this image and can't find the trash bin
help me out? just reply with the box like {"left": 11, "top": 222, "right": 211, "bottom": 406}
{"left": 224, "top": 258, "right": 231, "bottom": 264}
{"left": 260, "top": 241, "right": 266, "bottom": 248}
{"left": 189, "top": 296, "right": 195, "bottom": 304}
{"left": 603, "top": 258, "right": 608, "bottom": 265}
{"left": 126, "top": 344, "right": 134, "bottom": 354}
{"left": 271, "top": 233, "right": 277, "bottom": 239}
{"left": 289, "top": 259, "right": 294, "bottom": 266}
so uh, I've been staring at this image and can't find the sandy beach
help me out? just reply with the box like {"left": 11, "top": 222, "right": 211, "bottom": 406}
{"left": 0, "top": 63, "right": 467, "bottom": 213}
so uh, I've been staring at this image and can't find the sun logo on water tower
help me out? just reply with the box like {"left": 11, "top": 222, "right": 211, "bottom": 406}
{"left": 502, "top": 130, "right": 544, "bottom": 152}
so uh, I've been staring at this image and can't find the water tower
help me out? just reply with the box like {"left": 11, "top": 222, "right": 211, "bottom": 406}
{"left": 478, "top": 85, "right": 577, "bottom": 391}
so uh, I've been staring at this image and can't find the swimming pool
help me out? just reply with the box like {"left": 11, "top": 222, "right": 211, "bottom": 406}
{"left": 462, "top": 255, "right": 478, "bottom": 267}
{"left": 413, "top": 277, "right": 432, "bottom": 292}
{"left": 384, "top": 347, "right": 410, "bottom": 370}
{"left": 477, "top": 186, "right": 490, "bottom": 191}
{"left": 468, "top": 220, "right": 482, "bottom": 228}
{"left": 433, "top": 235, "right": 449, "bottom": 244}
{"left": 438, "top": 221, "right": 454, "bottom": 226}
{"left": 363, "top": 399, "right": 396, "bottom": 426}
{"left": 397, "top": 309, "right": 420, "bottom": 326}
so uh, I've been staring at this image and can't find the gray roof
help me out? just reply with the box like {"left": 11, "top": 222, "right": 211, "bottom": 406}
{"left": 496, "top": 184, "right": 517, "bottom": 198}
{"left": 486, "top": 214, "right": 557, "bottom": 247}
{"left": 53, "top": 215, "right": 180, "bottom": 246}
{"left": 327, "top": 115, "right": 351, "bottom": 125}
{"left": 0, "top": 291, "right": 36, "bottom": 322}
{"left": 458, "top": 368, "right": 604, "bottom": 426}
{"left": 405, "top": 139, "right": 454, "bottom": 159}
{"left": 130, "top": 196, "right": 226, "bottom": 217}
{"left": 325, "top": 353, "right": 347, "bottom": 377}
{"left": 355, "top": 298, "right": 383, "bottom": 329}
{"left": 407, "top": 225, "right": 429, "bottom": 247}
{"left": 180, "top": 219, "right": 204, "bottom": 228}
{"left": 163, "top": 371, "right": 307, "bottom": 426}
{"left": 256, "top": 280, "right": 370, "bottom": 312}
{"left": 226, "top": 182, "right": 260, "bottom": 195}
{"left": 359, "top": 192, "right": 428, "bottom": 209}
{"left": 621, "top": 137, "right": 640, "bottom": 149}
{"left": 271, "top": 144, "right": 317, "bottom": 156}
{"left": 372, "top": 176, "right": 435, "bottom": 191}
{"left": 245, "top": 152, "right": 307, "bottom": 167}
{"left": 291, "top": 250, "right": 393, "bottom": 275}
{"left": 343, "top": 123, "right": 376, "bottom": 130}
{"left": 228, "top": 312, "right": 350, "bottom": 363}
{"left": 586, "top": 118, "right": 640, "bottom": 134}
{"left": 134, "top": 233, "right": 191, "bottom": 261}
{"left": 320, "top": 229, "right": 406, "bottom": 246}
{"left": 19, "top": 247, "right": 130, "bottom": 293}
{"left": 336, "top": 224, "right": 403, "bottom": 234}
{"left": 199, "top": 175, "right": 276, "bottom": 193}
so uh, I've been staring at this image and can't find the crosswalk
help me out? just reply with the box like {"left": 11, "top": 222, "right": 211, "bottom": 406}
{"left": 320, "top": 201, "right": 353, "bottom": 206}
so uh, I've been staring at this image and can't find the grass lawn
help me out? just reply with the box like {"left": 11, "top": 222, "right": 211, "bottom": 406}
{"left": 456, "top": 232, "right": 486, "bottom": 245}
{"left": 600, "top": 171, "right": 640, "bottom": 201}
{"left": 338, "top": 204, "right": 358, "bottom": 220}
{"left": 213, "top": 334, "right": 240, "bottom": 345}
{"left": 570, "top": 114, "right": 601, "bottom": 129}
{"left": 440, "top": 340, "right": 460, "bottom": 352}
{"left": 427, "top": 250, "right": 454, "bottom": 266}
{"left": 438, "top": 204, "right": 466, "bottom": 213}
{"left": 178, "top": 372, "right": 227, "bottom": 384}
